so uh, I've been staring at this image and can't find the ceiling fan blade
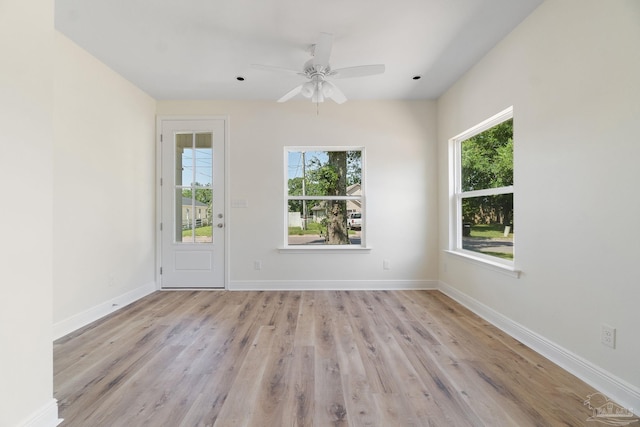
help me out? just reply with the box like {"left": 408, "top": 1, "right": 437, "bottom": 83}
{"left": 251, "top": 64, "right": 303, "bottom": 75}
{"left": 323, "top": 81, "right": 347, "bottom": 104}
{"left": 331, "top": 64, "right": 385, "bottom": 79}
{"left": 312, "top": 32, "right": 333, "bottom": 68}
{"left": 277, "top": 85, "right": 303, "bottom": 103}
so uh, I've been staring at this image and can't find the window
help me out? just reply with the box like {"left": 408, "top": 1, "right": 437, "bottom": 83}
{"left": 285, "top": 147, "right": 365, "bottom": 247}
{"left": 451, "top": 107, "right": 514, "bottom": 264}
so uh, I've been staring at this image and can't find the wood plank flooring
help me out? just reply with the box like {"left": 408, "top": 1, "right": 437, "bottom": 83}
{"left": 54, "top": 290, "right": 599, "bottom": 426}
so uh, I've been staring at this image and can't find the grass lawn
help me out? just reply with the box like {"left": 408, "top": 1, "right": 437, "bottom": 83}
{"left": 289, "top": 223, "right": 357, "bottom": 236}
{"left": 182, "top": 225, "right": 212, "bottom": 237}
{"left": 469, "top": 223, "right": 513, "bottom": 239}
{"left": 288, "top": 226, "right": 322, "bottom": 236}
{"left": 466, "top": 223, "right": 514, "bottom": 260}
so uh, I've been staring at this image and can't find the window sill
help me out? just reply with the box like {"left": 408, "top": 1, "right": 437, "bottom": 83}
{"left": 444, "top": 250, "right": 521, "bottom": 278}
{"left": 279, "top": 246, "right": 372, "bottom": 254}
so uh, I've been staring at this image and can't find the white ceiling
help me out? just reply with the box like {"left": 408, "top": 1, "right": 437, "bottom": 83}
{"left": 54, "top": 0, "right": 542, "bottom": 101}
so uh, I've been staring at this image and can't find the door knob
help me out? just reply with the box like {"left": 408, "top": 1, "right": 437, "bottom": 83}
{"left": 217, "top": 223, "right": 224, "bottom": 228}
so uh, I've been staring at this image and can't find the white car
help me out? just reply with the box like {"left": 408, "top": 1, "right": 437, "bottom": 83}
{"left": 348, "top": 212, "right": 362, "bottom": 229}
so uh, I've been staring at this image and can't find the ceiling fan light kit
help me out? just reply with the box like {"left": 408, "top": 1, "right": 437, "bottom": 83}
{"left": 301, "top": 81, "right": 315, "bottom": 98}
{"left": 252, "top": 32, "right": 385, "bottom": 105}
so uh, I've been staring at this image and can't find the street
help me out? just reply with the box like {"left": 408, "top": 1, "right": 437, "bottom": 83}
{"left": 462, "top": 237, "right": 513, "bottom": 255}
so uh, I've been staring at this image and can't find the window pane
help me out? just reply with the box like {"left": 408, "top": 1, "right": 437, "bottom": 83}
{"left": 461, "top": 194, "right": 513, "bottom": 260}
{"left": 287, "top": 199, "right": 361, "bottom": 245}
{"left": 461, "top": 119, "right": 513, "bottom": 191}
{"left": 176, "top": 133, "right": 194, "bottom": 187}
{"left": 194, "top": 133, "right": 212, "bottom": 186}
{"left": 176, "top": 188, "right": 213, "bottom": 244}
{"left": 176, "top": 132, "right": 213, "bottom": 187}
{"left": 287, "top": 150, "right": 362, "bottom": 197}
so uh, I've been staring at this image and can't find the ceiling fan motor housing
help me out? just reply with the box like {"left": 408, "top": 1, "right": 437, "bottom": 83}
{"left": 303, "top": 59, "right": 330, "bottom": 77}
{"left": 253, "top": 32, "right": 383, "bottom": 104}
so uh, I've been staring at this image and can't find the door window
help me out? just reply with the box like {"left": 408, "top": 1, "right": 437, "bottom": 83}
{"left": 174, "top": 132, "right": 213, "bottom": 244}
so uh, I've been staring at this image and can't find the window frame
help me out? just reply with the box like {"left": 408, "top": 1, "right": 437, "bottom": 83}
{"left": 282, "top": 146, "right": 369, "bottom": 252}
{"left": 448, "top": 107, "right": 519, "bottom": 274}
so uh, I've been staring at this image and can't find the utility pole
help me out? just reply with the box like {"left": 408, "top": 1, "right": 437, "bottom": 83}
{"left": 302, "top": 151, "right": 307, "bottom": 230}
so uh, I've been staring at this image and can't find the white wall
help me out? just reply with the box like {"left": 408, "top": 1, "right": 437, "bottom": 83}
{"left": 53, "top": 33, "right": 157, "bottom": 333}
{"left": 157, "top": 100, "right": 438, "bottom": 289}
{"left": 437, "top": 0, "right": 640, "bottom": 408}
{"left": 0, "top": 0, "right": 58, "bottom": 426}
{"left": 8, "top": 1, "right": 635, "bottom": 423}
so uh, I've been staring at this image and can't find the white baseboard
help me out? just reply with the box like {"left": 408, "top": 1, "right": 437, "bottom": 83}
{"left": 228, "top": 279, "right": 438, "bottom": 291}
{"left": 16, "top": 399, "right": 62, "bottom": 427}
{"left": 53, "top": 281, "right": 156, "bottom": 340}
{"left": 438, "top": 280, "right": 640, "bottom": 415}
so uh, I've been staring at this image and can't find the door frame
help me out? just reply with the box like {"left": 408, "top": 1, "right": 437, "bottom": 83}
{"left": 155, "top": 115, "right": 230, "bottom": 290}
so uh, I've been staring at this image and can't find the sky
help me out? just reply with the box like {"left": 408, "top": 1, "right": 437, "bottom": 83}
{"left": 181, "top": 148, "right": 213, "bottom": 186}
{"left": 287, "top": 150, "right": 328, "bottom": 180}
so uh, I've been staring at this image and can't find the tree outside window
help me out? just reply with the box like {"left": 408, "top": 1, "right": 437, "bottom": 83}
{"left": 453, "top": 108, "right": 514, "bottom": 262}
{"left": 286, "top": 148, "right": 364, "bottom": 246}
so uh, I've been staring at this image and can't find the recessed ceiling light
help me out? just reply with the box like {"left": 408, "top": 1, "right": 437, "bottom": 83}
{"left": 236, "top": 76, "right": 245, "bottom": 81}
{"left": 412, "top": 75, "right": 422, "bottom": 80}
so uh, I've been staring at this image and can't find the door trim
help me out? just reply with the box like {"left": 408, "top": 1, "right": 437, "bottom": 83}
{"left": 155, "top": 115, "right": 230, "bottom": 290}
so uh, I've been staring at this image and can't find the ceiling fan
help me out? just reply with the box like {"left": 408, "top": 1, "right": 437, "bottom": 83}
{"left": 252, "top": 33, "right": 385, "bottom": 104}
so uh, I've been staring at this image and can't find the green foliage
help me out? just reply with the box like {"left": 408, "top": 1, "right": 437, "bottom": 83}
{"left": 288, "top": 151, "right": 362, "bottom": 199}
{"left": 461, "top": 119, "right": 513, "bottom": 226}
{"left": 182, "top": 183, "right": 213, "bottom": 219}
{"left": 182, "top": 184, "right": 212, "bottom": 205}
{"left": 461, "top": 119, "right": 513, "bottom": 191}
{"left": 288, "top": 150, "right": 360, "bottom": 244}
{"left": 287, "top": 178, "right": 305, "bottom": 213}
{"left": 288, "top": 177, "right": 304, "bottom": 196}
{"left": 346, "top": 151, "right": 362, "bottom": 186}
{"left": 308, "top": 162, "right": 340, "bottom": 195}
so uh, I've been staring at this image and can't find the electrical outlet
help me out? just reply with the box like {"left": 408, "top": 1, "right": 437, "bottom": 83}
{"left": 601, "top": 325, "right": 616, "bottom": 349}
{"left": 383, "top": 259, "right": 391, "bottom": 270}
{"left": 253, "top": 260, "right": 262, "bottom": 271}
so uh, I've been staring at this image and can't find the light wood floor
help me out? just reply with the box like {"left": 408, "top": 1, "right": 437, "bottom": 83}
{"left": 54, "top": 290, "right": 598, "bottom": 426}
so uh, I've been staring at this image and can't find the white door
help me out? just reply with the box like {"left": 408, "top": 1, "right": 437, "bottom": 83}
{"left": 159, "top": 119, "right": 225, "bottom": 288}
